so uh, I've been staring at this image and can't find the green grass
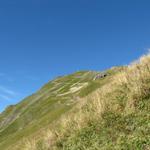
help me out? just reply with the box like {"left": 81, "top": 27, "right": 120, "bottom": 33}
{"left": 1, "top": 62, "right": 143, "bottom": 150}
{"left": 0, "top": 70, "right": 113, "bottom": 150}
{"left": 48, "top": 60, "right": 150, "bottom": 150}
{"left": 56, "top": 87, "right": 150, "bottom": 150}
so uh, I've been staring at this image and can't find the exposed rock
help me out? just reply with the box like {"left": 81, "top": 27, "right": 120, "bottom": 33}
{"left": 93, "top": 72, "right": 108, "bottom": 80}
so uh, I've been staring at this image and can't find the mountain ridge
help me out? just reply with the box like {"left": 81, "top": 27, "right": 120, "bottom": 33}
{"left": 1, "top": 60, "right": 147, "bottom": 150}
{"left": 0, "top": 69, "right": 120, "bottom": 149}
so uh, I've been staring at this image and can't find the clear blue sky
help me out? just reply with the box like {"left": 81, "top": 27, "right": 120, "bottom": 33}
{"left": 0, "top": 0, "right": 150, "bottom": 112}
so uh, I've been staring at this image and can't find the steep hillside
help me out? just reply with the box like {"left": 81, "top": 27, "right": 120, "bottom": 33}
{"left": 17, "top": 54, "right": 149, "bottom": 150}
{"left": 0, "top": 69, "right": 120, "bottom": 150}
{"left": 1, "top": 55, "right": 149, "bottom": 150}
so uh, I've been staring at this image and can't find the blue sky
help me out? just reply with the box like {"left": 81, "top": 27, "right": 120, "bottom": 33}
{"left": 0, "top": 0, "right": 150, "bottom": 112}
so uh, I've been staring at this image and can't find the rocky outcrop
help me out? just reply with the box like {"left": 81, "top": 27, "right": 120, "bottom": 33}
{"left": 93, "top": 72, "right": 108, "bottom": 80}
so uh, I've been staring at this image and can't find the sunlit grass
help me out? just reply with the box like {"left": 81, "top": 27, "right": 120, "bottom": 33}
{"left": 23, "top": 54, "right": 150, "bottom": 150}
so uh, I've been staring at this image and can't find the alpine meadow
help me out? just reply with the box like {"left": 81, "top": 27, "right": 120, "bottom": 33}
{"left": 0, "top": 54, "right": 150, "bottom": 150}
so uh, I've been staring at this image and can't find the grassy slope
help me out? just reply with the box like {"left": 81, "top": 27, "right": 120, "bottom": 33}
{"left": 52, "top": 56, "right": 150, "bottom": 150}
{"left": 0, "top": 70, "right": 117, "bottom": 150}
{"left": 21, "top": 55, "right": 150, "bottom": 150}
{"left": 2, "top": 53, "right": 149, "bottom": 150}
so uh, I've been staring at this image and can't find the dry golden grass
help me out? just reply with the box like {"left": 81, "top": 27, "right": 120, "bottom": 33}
{"left": 16, "top": 54, "right": 150, "bottom": 150}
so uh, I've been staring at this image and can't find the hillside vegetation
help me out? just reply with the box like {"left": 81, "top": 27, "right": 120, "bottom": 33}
{"left": 0, "top": 54, "right": 150, "bottom": 150}
{"left": 0, "top": 69, "right": 117, "bottom": 149}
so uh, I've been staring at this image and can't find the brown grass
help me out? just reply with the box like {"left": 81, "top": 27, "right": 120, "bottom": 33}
{"left": 13, "top": 54, "right": 150, "bottom": 150}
